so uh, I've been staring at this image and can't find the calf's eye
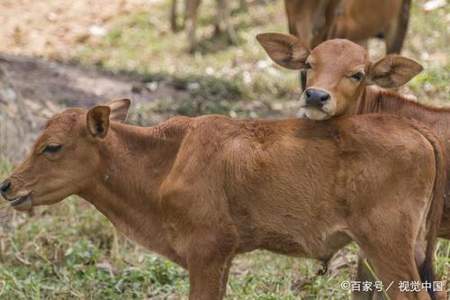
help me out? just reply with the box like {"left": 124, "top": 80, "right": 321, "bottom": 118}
{"left": 350, "top": 72, "right": 364, "bottom": 81}
{"left": 304, "top": 62, "right": 312, "bottom": 70}
{"left": 43, "top": 144, "right": 62, "bottom": 154}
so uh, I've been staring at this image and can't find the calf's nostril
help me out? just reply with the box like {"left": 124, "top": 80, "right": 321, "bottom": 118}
{"left": 320, "top": 93, "right": 330, "bottom": 102}
{"left": 305, "top": 88, "right": 330, "bottom": 107}
{"left": 0, "top": 180, "right": 11, "bottom": 194}
{"left": 305, "top": 89, "right": 312, "bottom": 98}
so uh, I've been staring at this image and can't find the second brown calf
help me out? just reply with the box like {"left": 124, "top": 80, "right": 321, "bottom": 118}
{"left": 258, "top": 33, "right": 449, "bottom": 299}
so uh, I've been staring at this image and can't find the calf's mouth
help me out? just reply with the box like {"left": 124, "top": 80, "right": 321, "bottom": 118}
{"left": 297, "top": 106, "right": 331, "bottom": 120}
{"left": 8, "top": 194, "right": 33, "bottom": 211}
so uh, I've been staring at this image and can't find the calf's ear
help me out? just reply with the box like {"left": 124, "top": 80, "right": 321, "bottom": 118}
{"left": 256, "top": 33, "right": 309, "bottom": 70}
{"left": 368, "top": 55, "right": 423, "bottom": 88}
{"left": 107, "top": 98, "right": 131, "bottom": 123}
{"left": 87, "top": 106, "right": 111, "bottom": 138}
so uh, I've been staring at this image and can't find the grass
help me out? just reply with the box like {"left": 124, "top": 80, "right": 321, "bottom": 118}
{"left": 404, "top": 2, "right": 450, "bottom": 106}
{"left": 0, "top": 0, "right": 449, "bottom": 298}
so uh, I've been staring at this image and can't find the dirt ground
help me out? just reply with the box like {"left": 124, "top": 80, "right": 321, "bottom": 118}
{"left": 0, "top": 0, "right": 149, "bottom": 58}
{"left": 0, "top": 0, "right": 183, "bottom": 115}
{"left": 0, "top": 0, "right": 200, "bottom": 163}
{"left": 0, "top": 54, "right": 187, "bottom": 117}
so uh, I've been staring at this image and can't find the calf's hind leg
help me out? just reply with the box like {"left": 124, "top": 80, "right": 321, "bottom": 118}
{"left": 385, "top": 0, "right": 411, "bottom": 53}
{"left": 360, "top": 242, "right": 429, "bottom": 299}
{"left": 215, "top": 0, "right": 237, "bottom": 44}
{"left": 170, "top": 0, "right": 180, "bottom": 32}
{"left": 352, "top": 213, "right": 431, "bottom": 299}
{"left": 185, "top": 0, "right": 201, "bottom": 52}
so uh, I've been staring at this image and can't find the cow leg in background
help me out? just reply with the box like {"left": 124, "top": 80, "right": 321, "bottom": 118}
{"left": 284, "top": 0, "right": 299, "bottom": 36}
{"left": 239, "top": 0, "right": 248, "bottom": 12}
{"left": 171, "top": 0, "right": 180, "bottom": 32}
{"left": 439, "top": 210, "right": 450, "bottom": 239}
{"left": 385, "top": 0, "right": 411, "bottom": 53}
{"left": 185, "top": 0, "right": 201, "bottom": 52}
{"left": 214, "top": 0, "right": 225, "bottom": 35}
{"left": 310, "top": 0, "right": 343, "bottom": 47}
{"left": 215, "top": 0, "right": 237, "bottom": 44}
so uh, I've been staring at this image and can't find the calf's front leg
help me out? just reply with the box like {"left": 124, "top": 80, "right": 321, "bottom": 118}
{"left": 185, "top": 0, "right": 201, "bottom": 52}
{"left": 215, "top": 0, "right": 237, "bottom": 44}
{"left": 160, "top": 176, "right": 237, "bottom": 299}
{"left": 188, "top": 250, "right": 233, "bottom": 300}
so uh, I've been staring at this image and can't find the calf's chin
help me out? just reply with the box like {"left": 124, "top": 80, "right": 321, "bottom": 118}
{"left": 298, "top": 107, "right": 332, "bottom": 120}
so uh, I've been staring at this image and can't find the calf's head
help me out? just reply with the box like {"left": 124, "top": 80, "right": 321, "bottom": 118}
{"left": 257, "top": 33, "right": 423, "bottom": 120}
{"left": 0, "top": 99, "right": 131, "bottom": 211}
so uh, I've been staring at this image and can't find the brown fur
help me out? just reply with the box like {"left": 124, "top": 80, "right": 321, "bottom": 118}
{"left": 0, "top": 98, "right": 446, "bottom": 299}
{"left": 259, "top": 36, "right": 449, "bottom": 238}
{"left": 358, "top": 89, "right": 450, "bottom": 240}
{"left": 284, "top": 0, "right": 411, "bottom": 53}
{"left": 258, "top": 35, "right": 448, "bottom": 299}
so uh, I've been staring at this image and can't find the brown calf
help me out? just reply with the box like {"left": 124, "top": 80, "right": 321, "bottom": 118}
{"left": 258, "top": 33, "right": 449, "bottom": 298}
{"left": 0, "top": 99, "right": 446, "bottom": 299}
{"left": 170, "top": 0, "right": 241, "bottom": 51}
{"left": 284, "top": 0, "right": 411, "bottom": 53}
{"left": 257, "top": 33, "right": 450, "bottom": 238}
